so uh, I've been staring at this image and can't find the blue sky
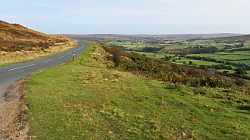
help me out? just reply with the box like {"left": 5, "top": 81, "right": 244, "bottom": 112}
{"left": 0, "top": 0, "right": 250, "bottom": 34}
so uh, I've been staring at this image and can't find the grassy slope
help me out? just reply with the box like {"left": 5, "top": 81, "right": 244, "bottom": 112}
{"left": 25, "top": 43, "right": 250, "bottom": 139}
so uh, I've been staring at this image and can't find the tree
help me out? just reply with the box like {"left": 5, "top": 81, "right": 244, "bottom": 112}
{"left": 239, "top": 42, "right": 245, "bottom": 47}
{"left": 223, "top": 70, "right": 229, "bottom": 75}
{"left": 188, "top": 61, "right": 193, "bottom": 65}
{"left": 112, "top": 47, "right": 123, "bottom": 67}
{"left": 163, "top": 56, "right": 171, "bottom": 61}
{"left": 235, "top": 67, "right": 247, "bottom": 75}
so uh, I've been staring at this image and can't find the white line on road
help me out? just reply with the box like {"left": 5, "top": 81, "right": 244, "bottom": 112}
{"left": 43, "top": 59, "right": 55, "bottom": 63}
{"left": 5, "top": 48, "right": 83, "bottom": 72}
{"left": 75, "top": 48, "right": 81, "bottom": 51}
{"left": 7, "top": 64, "right": 36, "bottom": 72}
{"left": 58, "top": 55, "right": 67, "bottom": 59}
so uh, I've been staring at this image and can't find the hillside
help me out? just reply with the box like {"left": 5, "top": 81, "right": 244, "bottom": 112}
{"left": 23, "top": 42, "right": 250, "bottom": 139}
{"left": 0, "top": 20, "right": 77, "bottom": 65}
{"left": 0, "top": 20, "right": 70, "bottom": 51}
{"left": 214, "top": 35, "right": 250, "bottom": 41}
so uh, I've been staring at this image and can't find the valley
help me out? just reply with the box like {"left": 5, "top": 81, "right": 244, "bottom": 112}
{"left": 0, "top": 22, "right": 249, "bottom": 140}
{"left": 98, "top": 35, "right": 250, "bottom": 78}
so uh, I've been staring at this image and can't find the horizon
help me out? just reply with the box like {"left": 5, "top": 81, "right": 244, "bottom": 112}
{"left": 60, "top": 33, "right": 246, "bottom": 35}
{"left": 1, "top": 0, "right": 250, "bottom": 34}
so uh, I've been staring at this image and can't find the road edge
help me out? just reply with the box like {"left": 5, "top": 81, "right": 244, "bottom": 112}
{"left": 0, "top": 78, "right": 29, "bottom": 139}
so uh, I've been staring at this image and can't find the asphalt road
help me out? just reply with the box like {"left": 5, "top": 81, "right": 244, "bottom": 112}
{"left": 0, "top": 41, "right": 88, "bottom": 107}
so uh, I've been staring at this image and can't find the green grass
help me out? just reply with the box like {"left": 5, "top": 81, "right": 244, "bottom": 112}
{"left": 217, "top": 69, "right": 235, "bottom": 74}
{"left": 25, "top": 43, "right": 250, "bottom": 139}
{"left": 189, "top": 51, "right": 250, "bottom": 61}
{"left": 163, "top": 40, "right": 226, "bottom": 51}
{"left": 164, "top": 44, "right": 187, "bottom": 51}
{"left": 233, "top": 60, "right": 250, "bottom": 65}
{"left": 106, "top": 41, "right": 127, "bottom": 46}
{"left": 188, "top": 51, "right": 250, "bottom": 67}
{"left": 175, "top": 58, "right": 219, "bottom": 66}
{"left": 129, "top": 51, "right": 165, "bottom": 59}
{"left": 245, "top": 41, "right": 250, "bottom": 48}
{"left": 124, "top": 44, "right": 151, "bottom": 49}
{"left": 127, "top": 51, "right": 220, "bottom": 67}
{"left": 107, "top": 41, "right": 152, "bottom": 49}
{"left": 247, "top": 71, "right": 250, "bottom": 77}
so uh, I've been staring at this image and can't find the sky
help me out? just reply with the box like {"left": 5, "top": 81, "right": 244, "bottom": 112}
{"left": 0, "top": 0, "right": 250, "bottom": 34}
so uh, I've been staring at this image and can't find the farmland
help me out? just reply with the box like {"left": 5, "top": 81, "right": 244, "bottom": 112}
{"left": 100, "top": 37, "right": 250, "bottom": 78}
{"left": 189, "top": 51, "right": 250, "bottom": 62}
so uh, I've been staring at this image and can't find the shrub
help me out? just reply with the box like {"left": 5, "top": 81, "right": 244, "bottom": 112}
{"left": 101, "top": 45, "right": 238, "bottom": 89}
{"left": 234, "top": 78, "right": 246, "bottom": 86}
{"left": 235, "top": 67, "right": 247, "bottom": 75}
{"left": 188, "top": 61, "right": 193, "bottom": 65}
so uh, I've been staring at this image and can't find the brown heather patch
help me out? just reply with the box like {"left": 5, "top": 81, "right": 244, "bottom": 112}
{"left": 0, "top": 41, "right": 77, "bottom": 66}
{"left": 0, "top": 20, "right": 69, "bottom": 43}
{"left": 0, "top": 20, "right": 76, "bottom": 65}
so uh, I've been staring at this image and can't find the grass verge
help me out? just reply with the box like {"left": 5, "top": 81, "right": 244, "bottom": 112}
{"left": 25, "top": 43, "right": 250, "bottom": 139}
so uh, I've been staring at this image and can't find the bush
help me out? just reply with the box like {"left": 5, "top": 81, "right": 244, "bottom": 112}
{"left": 235, "top": 68, "right": 247, "bottom": 75}
{"left": 234, "top": 78, "right": 246, "bottom": 86}
{"left": 112, "top": 48, "right": 123, "bottom": 67}
{"left": 188, "top": 61, "right": 193, "bottom": 65}
{"left": 101, "top": 45, "right": 237, "bottom": 89}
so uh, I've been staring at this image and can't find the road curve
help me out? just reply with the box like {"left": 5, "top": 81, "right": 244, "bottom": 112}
{"left": 0, "top": 41, "right": 88, "bottom": 107}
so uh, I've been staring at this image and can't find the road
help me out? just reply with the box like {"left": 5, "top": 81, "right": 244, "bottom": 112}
{"left": 0, "top": 41, "right": 87, "bottom": 107}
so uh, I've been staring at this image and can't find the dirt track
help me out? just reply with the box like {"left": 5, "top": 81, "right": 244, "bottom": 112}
{"left": 0, "top": 78, "right": 29, "bottom": 140}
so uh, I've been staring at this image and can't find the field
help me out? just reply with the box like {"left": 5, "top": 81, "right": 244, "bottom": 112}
{"left": 129, "top": 51, "right": 165, "bottom": 59}
{"left": 247, "top": 71, "right": 250, "bottom": 76}
{"left": 129, "top": 51, "right": 220, "bottom": 66}
{"left": 176, "top": 58, "right": 219, "bottom": 66}
{"left": 25, "top": 43, "right": 250, "bottom": 139}
{"left": 189, "top": 51, "right": 250, "bottom": 64}
{"left": 103, "top": 38, "right": 250, "bottom": 77}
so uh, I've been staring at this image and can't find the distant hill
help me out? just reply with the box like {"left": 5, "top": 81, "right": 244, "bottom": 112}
{"left": 66, "top": 33, "right": 242, "bottom": 40}
{"left": 214, "top": 35, "right": 250, "bottom": 40}
{"left": 0, "top": 20, "right": 70, "bottom": 52}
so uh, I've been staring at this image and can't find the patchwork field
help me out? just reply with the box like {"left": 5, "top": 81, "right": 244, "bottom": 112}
{"left": 101, "top": 37, "right": 250, "bottom": 78}
{"left": 189, "top": 51, "right": 250, "bottom": 65}
{"left": 129, "top": 51, "right": 220, "bottom": 66}
{"left": 176, "top": 58, "right": 220, "bottom": 66}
